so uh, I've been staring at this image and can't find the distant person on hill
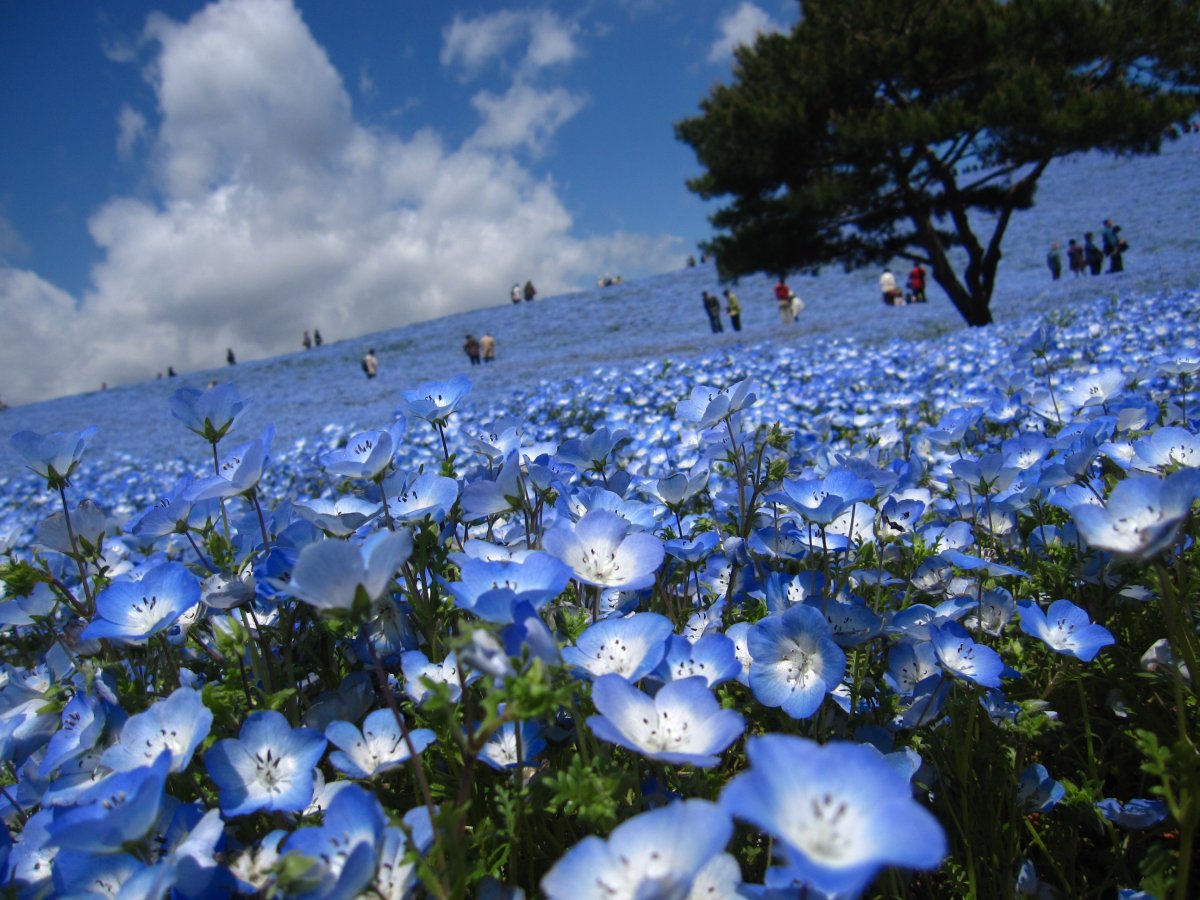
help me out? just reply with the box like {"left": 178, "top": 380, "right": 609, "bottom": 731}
{"left": 686, "top": 254, "right": 697, "bottom": 268}
{"left": 1084, "top": 232, "right": 1104, "bottom": 275}
{"left": 168, "top": 366, "right": 177, "bottom": 377}
{"left": 523, "top": 280, "right": 537, "bottom": 302}
{"left": 1067, "top": 238, "right": 1086, "bottom": 277}
{"left": 906, "top": 262, "right": 927, "bottom": 303}
{"left": 511, "top": 283, "right": 522, "bottom": 304}
{"left": 480, "top": 333, "right": 496, "bottom": 362}
{"left": 361, "top": 349, "right": 378, "bottom": 379}
{"left": 226, "top": 348, "right": 237, "bottom": 365}
{"left": 1101, "top": 219, "right": 1118, "bottom": 257}
{"left": 702, "top": 291, "right": 723, "bottom": 333}
{"left": 314, "top": 329, "right": 323, "bottom": 346}
{"left": 1047, "top": 242, "right": 1063, "bottom": 280}
{"left": 1108, "top": 225, "right": 1127, "bottom": 273}
{"left": 790, "top": 290, "right": 806, "bottom": 320}
{"left": 880, "top": 269, "right": 903, "bottom": 306}
{"left": 774, "top": 278, "right": 795, "bottom": 323}
{"left": 302, "top": 330, "right": 312, "bottom": 350}
{"left": 723, "top": 289, "right": 742, "bottom": 331}
{"left": 464, "top": 334, "right": 481, "bottom": 366}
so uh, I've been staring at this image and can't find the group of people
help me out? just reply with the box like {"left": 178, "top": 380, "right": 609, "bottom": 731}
{"left": 880, "top": 263, "right": 927, "bottom": 306}
{"left": 463, "top": 333, "right": 496, "bottom": 365}
{"left": 1047, "top": 219, "right": 1127, "bottom": 279}
{"left": 510, "top": 281, "right": 537, "bottom": 303}
{"left": 301, "top": 329, "right": 324, "bottom": 350}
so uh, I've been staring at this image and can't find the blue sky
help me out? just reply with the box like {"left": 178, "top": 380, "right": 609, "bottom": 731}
{"left": 0, "top": 0, "right": 795, "bottom": 405}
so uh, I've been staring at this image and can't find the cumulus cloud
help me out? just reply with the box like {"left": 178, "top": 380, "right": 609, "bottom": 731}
{"left": 708, "top": 2, "right": 784, "bottom": 62}
{"left": 0, "top": 0, "right": 679, "bottom": 405}
{"left": 116, "top": 105, "right": 148, "bottom": 161}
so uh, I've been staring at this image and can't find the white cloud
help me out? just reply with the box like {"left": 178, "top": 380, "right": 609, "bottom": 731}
{"left": 466, "top": 83, "right": 588, "bottom": 155}
{"left": 0, "top": 0, "right": 679, "bottom": 406}
{"left": 0, "top": 214, "right": 30, "bottom": 263}
{"left": 708, "top": 2, "right": 783, "bottom": 62}
{"left": 441, "top": 9, "right": 579, "bottom": 79}
{"left": 116, "top": 105, "right": 147, "bottom": 161}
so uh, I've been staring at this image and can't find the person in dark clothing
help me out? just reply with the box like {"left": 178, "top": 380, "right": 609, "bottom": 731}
{"left": 523, "top": 281, "right": 537, "bottom": 302}
{"left": 1067, "top": 239, "right": 1086, "bottom": 277}
{"left": 226, "top": 348, "right": 237, "bottom": 365}
{"left": 313, "top": 329, "right": 323, "bottom": 347}
{"left": 1084, "top": 233, "right": 1104, "bottom": 275}
{"left": 1046, "top": 242, "right": 1063, "bottom": 280}
{"left": 1107, "top": 223, "right": 1126, "bottom": 273}
{"left": 702, "top": 291, "right": 723, "bottom": 333}
{"left": 463, "top": 334, "right": 481, "bottom": 365}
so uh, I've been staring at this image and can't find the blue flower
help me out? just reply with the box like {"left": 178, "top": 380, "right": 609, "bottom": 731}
{"left": 281, "top": 784, "right": 387, "bottom": 900}
{"left": 318, "top": 422, "right": 406, "bottom": 480}
{"left": 10, "top": 426, "right": 97, "bottom": 488}
{"left": 587, "top": 674, "right": 744, "bottom": 767}
{"left": 400, "top": 650, "right": 476, "bottom": 704}
{"left": 1097, "top": 797, "right": 1169, "bottom": 829}
{"left": 1017, "top": 763, "right": 1065, "bottom": 813}
{"left": 929, "top": 621, "right": 1005, "bottom": 688}
{"left": 1018, "top": 599, "right": 1115, "bottom": 662}
{"left": 654, "top": 632, "right": 741, "bottom": 687}
{"left": 80, "top": 561, "right": 200, "bottom": 643}
{"left": 562, "top": 612, "right": 674, "bottom": 681}
{"left": 541, "top": 799, "right": 733, "bottom": 900}
{"left": 39, "top": 691, "right": 106, "bottom": 777}
{"left": 47, "top": 751, "right": 172, "bottom": 853}
{"left": 479, "top": 720, "right": 546, "bottom": 772}
{"left": 186, "top": 426, "right": 275, "bottom": 500}
{"left": 286, "top": 530, "right": 413, "bottom": 616}
{"left": 542, "top": 508, "right": 664, "bottom": 591}
{"left": 206, "top": 710, "right": 327, "bottom": 817}
{"left": 169, "top": 382, "right": 245, "bottom": 442}
{"left": 99, "top": 686, "right": 212, "bottom": 774}
{"left": 325, "top": 707, "right": 435, "bottom": 780}
{"left": 1069, "top": 469, "right": 1200, "bottom": 558}
{"left": 445, "top": 551, "right": 573, "bottom": 623}
{"left": 396, "top": 374, "right": 472, "bottom": 425}
{"left": 721, "top": 735, "right": 946, "bottom": 897}
{"left": 747, "top": 604, "right": 846, "bottom": 719}
{"left": 381, "top": 471, "right": 460, "bottom": 524}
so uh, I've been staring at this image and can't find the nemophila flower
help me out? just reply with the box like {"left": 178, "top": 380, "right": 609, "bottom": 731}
{"left": 282, "top": 783, "right": 387, "bottom": 900}
{"left": 961, "top": 587, "right": 1017, "bottom": 636}
{"left": 1097, "top": 797, "right": 1168, "bottom": 829}
{"left": 47, "top": 751, "right": 172, "bottom": 853}
{"left": 675, "top": 379, "right": 757, "bottom": 429}
{"left": 479, "top": 719, "right": 546, "bottom": 772}
{"left": 771, "top": 468, "right": 877, "bottom": 525}
{"left": 721, "top": 735, "right": 946, "bottom": 897}
{"left": 587, "top": 674, "right": 744, "bottom": 767}
{"left": 169, "top": 382, "right": 245, "bottom": 442}
{"left": 541, "top": 799, "right": 733, "bottom": 900}
{"left": 542, "top": 508, "right": 664, "bottom": 590}
{"left": 503, "top": 599, "right": 561, "bottom": 665}
{"left": 286, "top": 530, "right": 412, "bottom": 617}
{"left": 929, "top": 621, "right": 1005, "bottom": 688}
{"left": 51, "top": 849, "right": 168, "bottom": 899}
{"left": 10, "top": 426, "right": 98, "bottom": 488}
{"left": 381, "top": 471, "right": 459, "bottom": 524}
{"left": 1018, "top": 599, "right": 1115, "bottom": 662}
{"left": 747, "top": 604, "right": 846, "bottom": 719}
{"left": 39, "top": 691, "right": 106, "bottom": 776}
{"left": 652, "top": 468, "right": 710, "bottom": 507}
{"left": 1069, "top": 469, "right": 1200, "bottom": 557}
{"left": 325, "top": 707, "right": 435, "bottom": 780}
{"left": 654, "top": 632, "right": 741, "bottom": 687}
{"left": 446, "top": 551, "right": 572, "bottom": 624}
{"left": 80, "top": 561, "right": 200, "bottom": 643}
{"left": 99, "top": 686, "right": 212, "bottom": 774}
{"left": 318, "top": 422, "right": 406, "bottom": 480}
{"left": 186, "top": 426, "right": 275, "bottom": 500}
{"left": 1064, "top": 367, "right": 1125, "bottom": 413}
{"left": 814, "top": 594, "right": 883, "bottom": 647}
{"left": 663, "top": 529, "right": 720, "bottom": 563}
{"left": 396, "top": 374, "right": 472, "bottom": 425}
{"left": 885, "top": 640, "right": 941, "bottom": 696}
{"left": 400, "top": 650, "right": 477, "bottom": 704}
{"left": 1017, "top": 763, "right": 1065, "bottom": 813}
{"left": 372, "top": 807, "right": 434, "bottom": 900}
{"left": 1133, "top": 425, "right": 1200, "bottom": 471}
{"left": 128, "top": 476, "right": 215, "bottom": 539}
{"left": 562, "top": 611, "right": 674, "bottom": 681}
{"left": 205, "top": 710, "right": 327, "bottom": 817}
{"left": 292, "top": 495, "right": 379, "bottom": 537}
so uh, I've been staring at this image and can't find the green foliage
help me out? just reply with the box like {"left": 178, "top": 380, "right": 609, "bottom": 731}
{"left": 676, "top": 0, "right": 1200, "bottom": 326}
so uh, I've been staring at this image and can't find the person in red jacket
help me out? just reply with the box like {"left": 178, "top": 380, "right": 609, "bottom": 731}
{"left": 907, "top": 263, "right": 927, "bottom": 303}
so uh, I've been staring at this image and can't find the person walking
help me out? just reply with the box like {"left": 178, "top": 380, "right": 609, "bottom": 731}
{"left": 523, "top": 281, "right": 537, "bottom": 302}
{"left": 510, "top": 284, "right": 522, "bottom": 304}
{"left": 226, "top": 348, "right": 237, "bottom": 365}
{"left": 1108, "top": 225, "right": 1126, "bottom": 273}
{"left": 480, "top": 333, "right": 496, "bottom": 362}
{"left": 879, "top": 269, "right": 902, "bottom": 305}
{"left": 302, "top": 330, "right": 312, "bottom": 350}
{"left": 702, "top": 291, "right": 723, "bottom": 333}
{"left": 774, "top": 278, "right": 794, "bottom": 323}
{"left": 314, "top": 329, "right": 323, "bottom": 347}
{"left": 361, "top": 348, "right": 378, "bottom": 379}
{"left": 723, "top": 289, "right": 742, "bottom": 331}
{"left": 1046, "top": 242, "right": 1063, "bottom": 280}
{"left": 463, "top": 334, "right": 481, "bottom": 365}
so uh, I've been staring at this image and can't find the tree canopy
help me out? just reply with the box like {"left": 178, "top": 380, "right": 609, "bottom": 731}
{"left": 676, "top": 0, "right": 1200, "bottom": 325}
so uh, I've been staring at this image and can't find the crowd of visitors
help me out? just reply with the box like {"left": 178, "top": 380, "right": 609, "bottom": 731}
{"left": 1049, "top": 218, "right": 1127, "bottom": 279}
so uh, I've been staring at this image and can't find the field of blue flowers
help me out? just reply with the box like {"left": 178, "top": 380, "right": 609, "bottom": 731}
{"left": 1, "top": 135, "right": 1199, "bottom": 898}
